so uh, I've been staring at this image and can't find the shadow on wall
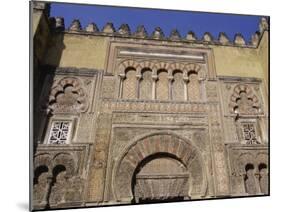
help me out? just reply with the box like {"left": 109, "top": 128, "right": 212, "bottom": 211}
{"left": 33, "top": 29, "right": 66, "bottom": 153}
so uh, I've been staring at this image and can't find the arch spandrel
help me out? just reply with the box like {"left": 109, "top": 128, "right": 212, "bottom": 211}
{"left": 111, "top": 132, "right": 207, "bottom": 202}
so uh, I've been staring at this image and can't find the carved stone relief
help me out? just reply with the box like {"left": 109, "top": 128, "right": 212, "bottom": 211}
{"left": 228, "top": 84, "right": 261, "bottom": 115}
{"left": 46, "top": 77, "right": 89, "bottom": 114}
{"left": 117, "top": 58, "right": 205, "bottom": 102}
{"left": 101, "top": 76, "right": 116, "bottom": 99}
{"left": 226, "top": 144, "right": 268, "bottom": 195}
{"left": 111, "top": 132, "right": 207, "bottom": 202}
{"left": 33, "top": 144, "right": 90, "bottom": 209}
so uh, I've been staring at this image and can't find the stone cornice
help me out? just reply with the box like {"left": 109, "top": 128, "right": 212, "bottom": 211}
{"left": 41, "top": 65, "right": 100, "bottom": 77}
{"left": 48, "top": 17, "right": 269, "bottom": 49}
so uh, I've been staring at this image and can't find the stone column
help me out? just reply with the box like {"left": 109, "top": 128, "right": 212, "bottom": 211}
{"left": 198, "top": 70, "right": 206, "bottom": 101}
{"left": 167, "top": 75, "right": 174, "bottom": 101}
{"left": 254, "top": 171, "right": 262, "bottom": 194}
{"left": 152, "top": 74, "right": 158, "bottom": 100}
{"left": 183, "top": 76, "right": 189, "bottom": 101}
{"left": 118, "top": 73, "right": 125, "bottom": 98}
{"left": 136, "top": 67, "right": 142, "bottom": 99}
{"left": 41, "top": 175, "right": 53, "bottom": 207}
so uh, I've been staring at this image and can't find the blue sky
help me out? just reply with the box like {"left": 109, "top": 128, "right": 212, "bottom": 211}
{"left": 50, "top": 2, "right": 262, "bottom": 43}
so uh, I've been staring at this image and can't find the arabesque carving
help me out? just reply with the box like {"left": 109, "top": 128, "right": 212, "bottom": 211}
{"left": 229, "top": 84, "right": 260, "bottom": 115}
{"left": 48, "top": 77, "right": 88, "bottom": 114}
{"left": 112, "top": 132, "right": 207, "bottom": 202}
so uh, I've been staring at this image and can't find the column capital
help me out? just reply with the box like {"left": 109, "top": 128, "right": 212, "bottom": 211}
{"left": 183, "top": 76, "right": 189, "bottom": 82}
{"left": 167, "top": 75, "right": 174, "bottom": 81}
{"left": 152, "top": 75, "right": 158, "bottom": 81}
{"left": 119, "top": 73, "right": 126, "bottom": 79}
{"left": 136, "top": 74, "right": 142, "bottom": 80}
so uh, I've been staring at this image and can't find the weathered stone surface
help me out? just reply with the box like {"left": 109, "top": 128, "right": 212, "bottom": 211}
{"left": 33, "top": 5, "right": 268, "bottom": 210}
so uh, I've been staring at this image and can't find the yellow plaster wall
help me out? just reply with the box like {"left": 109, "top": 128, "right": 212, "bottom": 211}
{"left": 212, "top": 45, "right": 263, "bottom": 78}
{"left": 257, "top": 32, "right": 269, "bottom": 91}
{"left": 44, "top": 33, "right": 108, "bottom": 70}
{"left": 43, "top": 32, "right": 268, "bottom": 80}
{"left": 32, "top": 11, "right": 42, "bottom": 37}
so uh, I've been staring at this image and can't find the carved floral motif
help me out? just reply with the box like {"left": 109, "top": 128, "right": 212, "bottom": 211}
{"left": 229, "top": 84, "right": 260, "bottom": 115}
{"left": 47, "top": 77, "right": 88, "bottom": 114}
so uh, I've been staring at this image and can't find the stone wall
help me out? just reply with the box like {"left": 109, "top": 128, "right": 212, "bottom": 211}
{"left": 32, "top": 4, "right": 269, "bottom": 210}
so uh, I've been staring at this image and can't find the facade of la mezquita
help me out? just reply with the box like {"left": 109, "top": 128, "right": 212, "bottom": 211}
{"left": 31, "top": 2, "right": 269, "bottom": 210}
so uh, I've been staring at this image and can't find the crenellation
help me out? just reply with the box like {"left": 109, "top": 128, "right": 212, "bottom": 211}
{"left": 250, "top": 31, "right": 261, "bottom": 47}
{"left": 85, "top": 22, "right": 99, "bottom": 32}
{"left": 134, "top": 25, "right": 148, "bottom": 38}
{"left": 152, "top": 27, "right": 165, "bottom": 39}
{"left": 234, "top": 33, "right": 246, "bottom": 46}
{"left": 46, "top": 16, "right": 269, "bottom": 48}
{"left": 186, "top": 31, "right": 197, "bottom": 41}
{"left": 202, "top": 32, "right": 213, "bottom": 43}
{"left": 218, "top": 32, "right": 231, "bottom": 45}
{"left": 169, "top": 29, "right": 181, "bottom": 40}
{"left": 55, "top": 17, "right": 65, "bottom": 31}
{"left": 102, "top": 22, "right": 116, "bottom": 33}
{"left": 118, "top": 24, "right": 131, "bottom": 35}
{"left": 69, "top": 19, "right": 82, "bottom": 31}
{"left": 259, "top": 17, "right": 269, "bottom": 32}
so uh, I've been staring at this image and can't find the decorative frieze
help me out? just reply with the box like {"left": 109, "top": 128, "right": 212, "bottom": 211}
{"left": 111, "top": 112, "right": 208, "bottom": 125}
{"left": 208, "top": 104, "right": 230, "bottom": 195}
{"left": 101, "top": 99, "right": 207, "bottom": 113}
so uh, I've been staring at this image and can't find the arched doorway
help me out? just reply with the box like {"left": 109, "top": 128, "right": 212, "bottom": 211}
{"left": 132, "top": 153, "right": 190, "bottom": 203}
{"left": 112, "top": 132, "right": 207, "bottom": 202}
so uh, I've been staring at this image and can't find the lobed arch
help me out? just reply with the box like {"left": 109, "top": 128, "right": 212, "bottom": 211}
{"left": 255, "top": 153, "right": 268, "bottom": 168}
{"left": 229, "top": 84, "right": 260, "bottom": 114}
{"left": 118, "top": 60, "right": 202, "bottom": 76}
{"left": 34, "top": 153, "right": 52, "bottom": 172}
{"left": 153, "top": 61, "right": 170, "bottom": 71}
{"left": 118, "top": 59, "right": 138, "bottom": 73}
{"left": 48, "top": 77, "right": 88, "bottom": 113}
{"left": 34, "top": 152, "right": 77, "bottom": 178}
{"left": 185, "top": 63, "right": 201, "bottom": 74}
{"left": 111, "top": 131, "right": 207, "bottom": 202}
{"left": 52, "top": 152, "right": 77, "bottom": 176}
{"left": 236, "top": 152, "right": 268, "bottom": 175}
{"left": 237, "top": 152, "right": 256, "bottom": 174}
{"left": 169, "top": 63, "right": 186, "bottom": 73}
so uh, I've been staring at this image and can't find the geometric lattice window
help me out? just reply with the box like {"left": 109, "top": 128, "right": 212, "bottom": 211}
{"left": 172, "top": 71, "right": 184, "bottom": 101}
{"left": 242, "top": 123, "right": 260, "bottom": 144}
{"left": 47, "top": 121, "right": 72, "bottom": 144}
{"left": 122, "top": 69, "right": 137, "bottom": 99}
{"left": 187, "top": 72, "right": 200, "bottom": 101}
{"left": 156, "top": 70, "right": 169, "bottom": 100}
{"left": 139, "top": 70, "right": 153, "bottom": 100}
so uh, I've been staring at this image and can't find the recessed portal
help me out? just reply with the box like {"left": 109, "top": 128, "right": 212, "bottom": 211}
{"left": 132, "top": 153, "right": 190, "bottom": 203}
